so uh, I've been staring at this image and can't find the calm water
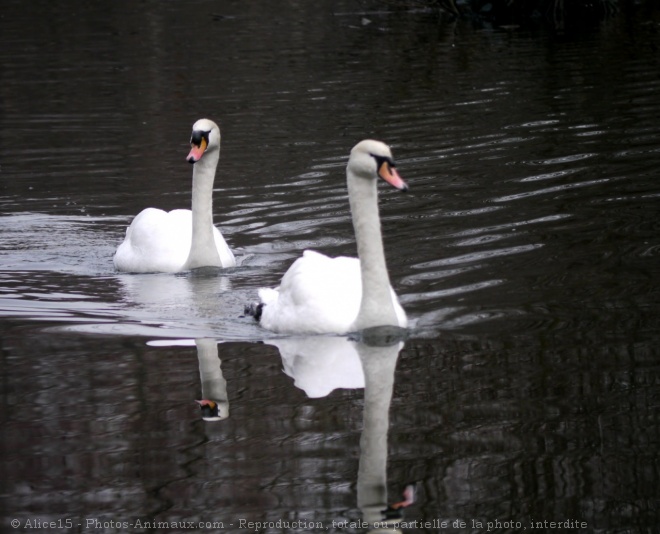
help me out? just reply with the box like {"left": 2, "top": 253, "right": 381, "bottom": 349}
{"left": 1, "top": 1, "right": 660, "bottom": 532}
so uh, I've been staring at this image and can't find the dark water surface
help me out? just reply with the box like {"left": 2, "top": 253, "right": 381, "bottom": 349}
{"left": 1, "top": 1, "right": 660, "bottom": 532}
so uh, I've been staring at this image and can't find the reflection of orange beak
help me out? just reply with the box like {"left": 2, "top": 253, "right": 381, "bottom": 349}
{"left": 378, "top": 161, "right": 408, "bottom": 191}
{"left": 187, "top": 137, "right": 207, "bottom": 163}
{"left": 389, "top": 483, "right": 416, "bottom": 510}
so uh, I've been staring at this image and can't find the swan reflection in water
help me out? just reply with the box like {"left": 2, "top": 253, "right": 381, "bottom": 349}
{"left": 150, "top": 326, "right": 414, "bottom": 531}
{"left": 116, "top": 270, "right": 235, "bottom": 338}
{"left": 194, "top": 338, "right": 229, "bottom": 421}
{"left": 147, "top": 338, "right": 230, "bottom": 422}
{"left": 117, "top": 271, "right": 231, "bottom": 310}
{"left": 268, "top": 325, "right": 414, "bottom": 533}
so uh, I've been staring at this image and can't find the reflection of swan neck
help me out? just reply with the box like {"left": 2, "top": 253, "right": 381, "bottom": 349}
{"left": 186, "top": 151, "right": 221, "bottom": 269}
{"left": 196, "top": 338, "right": 228, "bottom": 420}
{"left": 348, "top": 174, "right": 397, "bottom": 331}
{"left": 357, "top": 342, "right": 401, "bottom": 528}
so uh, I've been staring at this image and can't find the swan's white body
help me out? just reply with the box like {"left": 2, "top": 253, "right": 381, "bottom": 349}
{"left": 113, "top": 119, "right": 235, "bottom": 273}
{"left": 258, "top": 250, "right": 406, "bottom": 334}
{"left": 113, "top": 208, "right": 234, "bottom": 273}
{"left": 257, "top": 140, "right": 408, "bottom": 334}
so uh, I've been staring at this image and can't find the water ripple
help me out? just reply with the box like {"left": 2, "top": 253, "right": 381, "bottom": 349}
{"left": 400, "top": 280, "right": 506, "bottom": 309}
{"left": 411, "top": 244, "right": 544, "bottom": 269}
{"left": 448, "top": 215, "right": 571, "bottom": 237}
{"left": 519, "top": 168, "right": 583, "bottom": 183}
{"left": 523, "top": 153, "right": 598, "bottom": 165}
{"left": 493, "top": 178, "right": 610, "bottom": 202}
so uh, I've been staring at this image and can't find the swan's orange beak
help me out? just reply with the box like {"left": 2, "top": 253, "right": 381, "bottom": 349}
{"left": 378, "top": 160, "right": 408, "bottom": 192}
{"left": 187, "top": 137, "right": 207, "bottom": 163}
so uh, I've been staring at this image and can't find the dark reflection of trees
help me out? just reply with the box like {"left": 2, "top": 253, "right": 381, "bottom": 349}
{"left": 369, "top": 0, "right": 645, "bottom": 30}
{"left": 390, "top": 333, "right": 660, "bottom": 531}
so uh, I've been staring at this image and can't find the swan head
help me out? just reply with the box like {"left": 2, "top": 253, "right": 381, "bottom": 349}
{"left": 349, "top": 140, "right": 408, "bottom": 191}
{"left": 187, "top": 118, "right": 221, "bottom": 164}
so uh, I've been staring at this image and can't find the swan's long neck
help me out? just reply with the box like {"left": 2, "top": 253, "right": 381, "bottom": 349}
{"left": 356, "top": 340, "right": 401, "bottom": 526}
{"left": 185, "top": 150, "right": 222, "bottom": 269}
{"left": 348, "top": 173, "right": 399, "bottom": 330}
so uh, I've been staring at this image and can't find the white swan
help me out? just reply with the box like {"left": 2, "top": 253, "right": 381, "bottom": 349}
{"left": 251, "top": 140, "right": 408, "bottom": 334}
{"left": 113, "top": 118, "right": 236, "bottom": 273}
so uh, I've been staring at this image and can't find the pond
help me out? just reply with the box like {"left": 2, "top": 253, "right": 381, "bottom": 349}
{"left": 1, "top": 1, "right": 659, "bottom": 532}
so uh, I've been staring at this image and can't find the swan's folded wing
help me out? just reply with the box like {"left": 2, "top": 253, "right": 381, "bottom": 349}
{"left": 258, "top": 250, "right": 362, "bottom": 334}
{"left": 113, "top": 209, "right": 192, "bottom": 273}
{"left": 211, "top": 225, "right": 236, "bottom": 268}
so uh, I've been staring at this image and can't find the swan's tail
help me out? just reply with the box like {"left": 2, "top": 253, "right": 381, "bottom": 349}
{"left": 245, "top": 287, "right": 279, "bottom": 322}
{"left": 243, "top": 302, "right": 264, "bottom": 321}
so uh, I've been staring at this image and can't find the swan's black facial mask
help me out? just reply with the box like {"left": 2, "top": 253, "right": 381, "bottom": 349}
{"left": 372, "top": 155, "right": 394, "bottom": 170}
{"left": 190, "top": 130, "right": 211, "bottom": 148}
{"left": 370, "top": 154, "right": 409, "bottom": 191}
